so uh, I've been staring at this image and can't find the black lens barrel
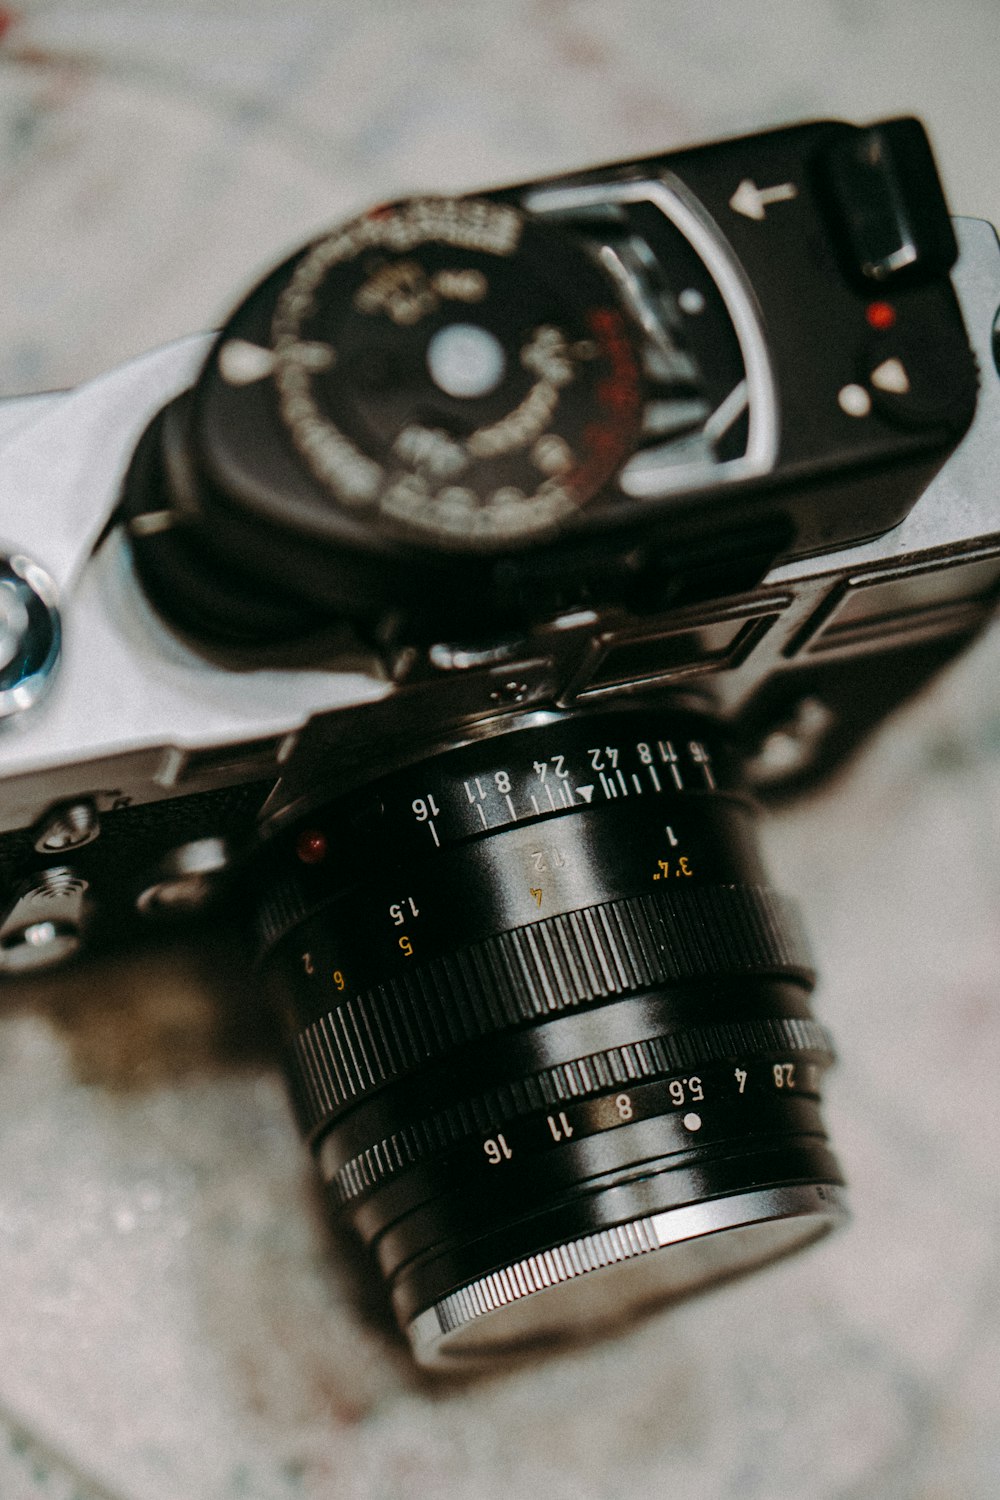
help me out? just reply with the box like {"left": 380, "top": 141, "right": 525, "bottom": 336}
{"left": 256, "top": 712, "right": 845, "bottom": 1364}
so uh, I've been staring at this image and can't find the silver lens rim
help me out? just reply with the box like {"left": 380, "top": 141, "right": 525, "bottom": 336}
{"left": 405, "top": 1181, "right": 847, "bottom": 1369}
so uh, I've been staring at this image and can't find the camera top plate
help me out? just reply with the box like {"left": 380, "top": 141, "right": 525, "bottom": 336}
{"left": 120, "top": 117, "right": 978, "bottom": 638}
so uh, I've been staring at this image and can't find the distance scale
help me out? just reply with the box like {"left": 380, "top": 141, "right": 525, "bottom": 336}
{"left": 376, "top": 722, "right": 731, "bottom": 855}
{"left": 322, "top": 1019, "right": 835, "bottom": 1207}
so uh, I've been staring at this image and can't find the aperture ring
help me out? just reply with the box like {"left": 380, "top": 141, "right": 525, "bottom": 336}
{"left": 288, "top": 884, "right": 813, "bottom": 1135}
{"left": 321, "top": 1014, "right": 835, "bottom": 1205}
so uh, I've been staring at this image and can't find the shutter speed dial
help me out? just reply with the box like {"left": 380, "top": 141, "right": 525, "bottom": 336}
{"left": 210, "top": 196, "right": 645, "bottom": 551}
{"left": 121, "top": 181, "right": 766, "bottom": 640}
{"left": 123, "top": 187, "right": 755, "bottom": 638}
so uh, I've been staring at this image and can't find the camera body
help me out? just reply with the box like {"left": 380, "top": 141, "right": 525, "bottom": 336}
{"left": 1, "top": 115, "right": 998, "bottom": 1367}
{"left": 0, "top": 116, "right": 996, "bottom": 967}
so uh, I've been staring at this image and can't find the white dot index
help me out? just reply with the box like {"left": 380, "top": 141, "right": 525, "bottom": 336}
{"left": 427, "top": 323, "right": 506, "bottom": 399}
{"left": 218, "top": 339, "right": 276, "bottom": 385}
{"left": 683, "top": 1112, "right": 703, "bottom": 1132}
{"left": 678, "top": 287, "right": 706, "bottom": 315}
{"left": 838, "top": 383, "right": 872, "bottom": 418}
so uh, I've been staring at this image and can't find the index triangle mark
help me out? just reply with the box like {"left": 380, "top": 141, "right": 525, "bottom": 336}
{"left": 871, "top": 357, "right": 910, "bottom": 395}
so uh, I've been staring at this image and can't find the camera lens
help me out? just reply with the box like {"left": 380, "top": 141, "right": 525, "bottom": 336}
{"left": 256, "top": 711, "right": 845, "bottom": 1368}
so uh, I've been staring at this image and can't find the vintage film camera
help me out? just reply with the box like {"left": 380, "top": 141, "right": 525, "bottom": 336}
{"left": 0, "top": 117, "right": 997, "bottom": 1367}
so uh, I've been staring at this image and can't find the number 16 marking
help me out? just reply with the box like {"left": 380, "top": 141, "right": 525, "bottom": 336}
{"left": 484, "top": 1134, "right": 513, "bottom": 1165}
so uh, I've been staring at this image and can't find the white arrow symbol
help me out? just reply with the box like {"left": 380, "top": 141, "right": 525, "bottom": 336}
{"left": 729, "top": 178, "right": 799, "bottom": 221}
{"left": 575, "top": 785, "right": 595, "bottom": 803}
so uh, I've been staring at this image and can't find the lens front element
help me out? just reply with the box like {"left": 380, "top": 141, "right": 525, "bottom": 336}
{"left": 258, "top": 713, "right": 846, "bottom": 1367}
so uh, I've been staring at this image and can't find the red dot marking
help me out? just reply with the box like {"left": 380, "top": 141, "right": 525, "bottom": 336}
{"left": 295, "top": 830, "right": 327, "bottom": 865}
{"left": 866, "top": 301, "right": 896, "bottom": 331}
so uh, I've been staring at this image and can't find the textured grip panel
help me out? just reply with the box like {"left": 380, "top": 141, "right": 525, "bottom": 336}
{"left": 288, "top": 884, "right": 813, "bottom": 1135}
{"left": 327, "top": 1014, "right": 835, "bottom": 1205}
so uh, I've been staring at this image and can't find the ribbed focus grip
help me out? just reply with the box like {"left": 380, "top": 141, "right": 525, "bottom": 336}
{"left": 288, "top": 883, "right": 812, "bottom": 1136}
{"left": 326, "top": 1014, "right": 835, "bottom": 1206}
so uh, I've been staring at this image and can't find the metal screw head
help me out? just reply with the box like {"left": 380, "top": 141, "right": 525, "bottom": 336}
{"left": 0, "top": 866, "right": 88, "bottom": 972}
{"left": 0, "top": 917, "right": 82, "bottom": 971}
{"left": 0, "top": 553, "right": 61, "bottom": 721}
{"left": 34, "top": 799, "right": 101, "bottom": 854}
{"left": 135, "top": 838, "right": 230, "bottom": 917}
{"left": 747, "top": 696, "right": 836, "bottom": 784}
{"left": 490, "top": 679, "right": 530, "bottom": 706}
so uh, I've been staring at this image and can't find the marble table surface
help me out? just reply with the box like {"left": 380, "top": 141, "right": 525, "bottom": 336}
{"left": 0, "top": 4, "right": 998, "bottom": 1497}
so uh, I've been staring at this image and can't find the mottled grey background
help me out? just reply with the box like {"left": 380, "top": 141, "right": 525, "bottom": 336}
{"left": 0, "top": 4, "right": 998, "bottom": 1498}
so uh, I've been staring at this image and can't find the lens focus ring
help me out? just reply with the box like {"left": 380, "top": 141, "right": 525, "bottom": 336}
{"left": 284, "top": 883, "right": 814, "bottom": 1135}
{"left": 323, "top": 1013, "right": 835, "bottom": 1206}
